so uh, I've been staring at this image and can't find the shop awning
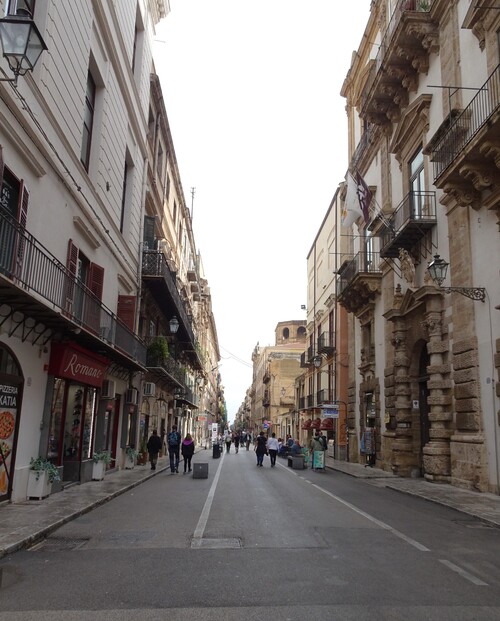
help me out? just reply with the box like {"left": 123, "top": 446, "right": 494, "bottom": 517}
{"left": 320, "top": 418, "right": 334, "bottom": 430}
{"left": 310, "top": 417, "right": 321, "bottom": 429}
{"left": 301, "top": 419, "right": 311, "bottom": 430}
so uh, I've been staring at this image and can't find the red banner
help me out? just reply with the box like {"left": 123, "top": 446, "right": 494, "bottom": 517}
{"left": 48, "top": 343, "right": 109, "bottom": 388}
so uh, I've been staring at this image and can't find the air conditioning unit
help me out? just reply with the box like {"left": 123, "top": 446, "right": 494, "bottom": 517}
{"left": 143, "top": 382, "right": 156, "bottom": 397}
{"left": 125, "top": 388, "right": 138, "bottom": 405}
{"left": 101, "top": 379, "right": 116, "bottom": 399}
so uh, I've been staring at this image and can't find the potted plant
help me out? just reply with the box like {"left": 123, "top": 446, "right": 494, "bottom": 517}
{"left": 137, "top": 437, "right": 148, "bottom": 465}
{"left": 92, "top": 450, "right": 112, "bottom": 480}
{"left": 147, "top": 336, "right": 169, "bottom": 365}
{"left": 125, "top": 446, "right": 139, "bottom": 469}
{"left": 27, "top": 457, "right": 61, "bottom": 500}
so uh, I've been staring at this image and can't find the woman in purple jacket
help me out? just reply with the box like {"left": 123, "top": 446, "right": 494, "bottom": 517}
{"left": 181, "top": 433, "right": 195, "bottom": 474}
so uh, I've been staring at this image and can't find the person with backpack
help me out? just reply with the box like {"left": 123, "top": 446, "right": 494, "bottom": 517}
{"left": 167, "top": 425, "right": 181, "bottom": 474}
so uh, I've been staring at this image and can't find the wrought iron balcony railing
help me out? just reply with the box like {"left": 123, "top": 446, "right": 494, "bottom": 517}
{"left": 431, "top": 63, "right": 500, "bottom": 180}
{"left": 318, "top": 331, "right": 335, "bottom": 354}
{"left": 336, "top": 251, "right": 382, "bottom": 297}
{"left": 379, "top": 191, "right": 436, "bottom": 257}
{"left": 0, "top": 209, "right": 146, "bottom": 365}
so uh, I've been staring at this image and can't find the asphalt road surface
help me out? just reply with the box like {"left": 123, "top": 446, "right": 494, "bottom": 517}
{"left": 1, "top": 448, "right": 499, "bottom": 621}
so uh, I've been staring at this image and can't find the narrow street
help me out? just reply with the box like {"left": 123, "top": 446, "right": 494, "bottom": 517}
{"left": 1, "top": 449, "right": 499, "bottom": 621}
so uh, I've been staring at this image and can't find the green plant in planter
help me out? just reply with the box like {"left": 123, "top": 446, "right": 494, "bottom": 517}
{"left": 92, "top": 450, "right": 113, "bottom": 465}
{"left": 126, "top": 447, "right": 139, "bottom": 461}
{"left": 30, "top": 457, "right": 61, "bottom": 483}
{"left": 147, "top": 336, "right": 169, "bottom": 363}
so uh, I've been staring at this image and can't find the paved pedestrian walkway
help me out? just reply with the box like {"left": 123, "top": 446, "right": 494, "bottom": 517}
{"left": 0, "top": 452, "right": 498, "bottom": 559}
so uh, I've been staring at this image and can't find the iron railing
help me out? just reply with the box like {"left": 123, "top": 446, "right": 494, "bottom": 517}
{"left": 380, "top": 191, "right": 436, "bottom": 248}
{"left": 432, "top": 63, "right": 500, "bottom": 179}
{"left": 142, "top": 250, "right": 195, "bottom": 346}
{"left": 317, "top": 389, "right": 333, "bottom": 405}
{"left": 337, "top": 251, "right": 382, "bottom": 297}
{"left": 0, "top": 209, "right": 146, "bottom": 364}
{"left": 306, "top": 394, "right": 315, "bottom": 408}
{"left": 318, "top": 331, "right": 335, "bottom": 353}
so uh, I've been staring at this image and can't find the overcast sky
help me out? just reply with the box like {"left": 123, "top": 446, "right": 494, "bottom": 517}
{"left": 153, "top": 1, "right": 369, "bottom": 423}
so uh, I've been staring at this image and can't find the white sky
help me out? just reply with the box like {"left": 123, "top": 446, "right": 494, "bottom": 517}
{"left": 153, "top": 0, "right": 369, "bottom": 422}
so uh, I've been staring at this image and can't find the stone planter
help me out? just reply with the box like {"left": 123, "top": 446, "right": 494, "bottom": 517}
{"left": 27, "top": 470, "right": 52, "bottom": 500}
{"left": 92, "top": 460, "right": 106, "bottom": 481}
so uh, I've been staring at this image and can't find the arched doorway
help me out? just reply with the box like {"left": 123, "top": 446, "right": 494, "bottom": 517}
{"left": 418, "top": 345, "right": 430, "bottom": 476}
{"left": 0, "top": 344, "right": 24, "bottom": 502}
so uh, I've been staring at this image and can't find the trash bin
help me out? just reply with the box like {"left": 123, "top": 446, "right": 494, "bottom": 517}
{"left": 212, "top": 443, "right": 221, "bottom": 459}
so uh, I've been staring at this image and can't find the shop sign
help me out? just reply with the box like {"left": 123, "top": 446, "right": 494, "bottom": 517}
{"left": 0, "top": 383, "right": 18, "bottom": 496}
{"left": 48, "top": 343, "right": 109, "bottom": 388}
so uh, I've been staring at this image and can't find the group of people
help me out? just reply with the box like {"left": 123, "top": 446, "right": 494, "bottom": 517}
{"left": 146, "top": 425, "right": 195, "bottom": 475}
{"left": 255, "top": 431, "right": 328, "bottom": 469}
{"left": 145, "top": 426, "right": 329, "bottom": 474}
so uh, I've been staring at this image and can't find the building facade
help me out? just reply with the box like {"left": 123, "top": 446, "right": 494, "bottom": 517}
{"left": 0, "top": 0, "right": 222, "bottom": 502}
{"left": 250, "top": 321, "right": 306, "bottom": 439}
{"left": 338, "top": 0, "right": 499, "bottom": 492}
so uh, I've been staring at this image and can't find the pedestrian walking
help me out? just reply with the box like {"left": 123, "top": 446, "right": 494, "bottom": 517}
{"left": 167, "top": 425, "right": 181, "bottom": 474}
{"left": 146, "top": 429, "right": 162, "bottom": 471}
{"left": 255, "top": 431, "right": 267, "bottom": 467}
{"left": 267, "top": 432, "right": 279, "bottom": 467}
{"left": 246, "top": 433, "right": 252, "bottom": 451}
{"left": 234, "top": 433, "right": 240, "bottom": 453}
{"left": 181, "top": 433, "right": 195, "bottom": 474}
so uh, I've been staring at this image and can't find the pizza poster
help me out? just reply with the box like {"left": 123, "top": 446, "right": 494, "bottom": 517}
{"left": 0, "top": 383, "right": 17, "bottom": 496}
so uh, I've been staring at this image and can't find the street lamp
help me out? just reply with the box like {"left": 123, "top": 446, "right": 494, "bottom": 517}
{"left": 0, "top": 14, "right": 47, "bottom": 85}
{"left": 169, "top": 315, "right": 180, "bottom": 334}
{"left": 427, "top": 255, "right": 485, "bottom": 302}
{"left": 313, "top": 355, "right": 322, "bottom": 368}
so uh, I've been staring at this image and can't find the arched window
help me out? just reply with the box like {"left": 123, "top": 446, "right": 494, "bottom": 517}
{"left": 282, "top": 328, "right": 290, "bottom": 340}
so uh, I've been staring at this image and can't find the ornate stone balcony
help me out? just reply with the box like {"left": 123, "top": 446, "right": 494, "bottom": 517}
{"left": 360, "top": 1, "right": 438, "bottom": 127}
{"left": 336, "top": 252, "right": 383, "bottom": 316}
{"left": 427, "top": 63, "right": 500, "bottom": 209}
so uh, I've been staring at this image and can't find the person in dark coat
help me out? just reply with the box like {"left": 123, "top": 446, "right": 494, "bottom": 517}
{"left": 181, "top": 433, "right": 195, "bottom": 474}
{"left": 146, "top": 429, "right": 162, "bottom": 471}
{"left": 254, "top": 431, "right": 267, "bottom": 467}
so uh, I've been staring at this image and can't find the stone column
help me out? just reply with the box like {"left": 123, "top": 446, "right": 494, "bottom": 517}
{"left": 422, "top": 292, "right": 452, "bottom": 482}
{"left": 390, "top": 318, "right": 415, "bottom": 476}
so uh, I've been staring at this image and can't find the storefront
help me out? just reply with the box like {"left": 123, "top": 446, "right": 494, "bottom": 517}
{"left": 0, "top": 344, "right": 23, "bottom": 502}
{"left": 47, "top": 342, "right": 109, "bottom": 482}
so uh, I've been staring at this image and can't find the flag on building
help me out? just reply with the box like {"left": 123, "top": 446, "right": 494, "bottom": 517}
{"left": 355, "top": 170, "right": 372, "bottom": 224}
{"left": 341, "top": 172, "right": 364, "bottom": 227}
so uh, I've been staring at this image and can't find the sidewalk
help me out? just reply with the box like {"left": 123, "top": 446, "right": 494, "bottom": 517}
{"left": 0, "top": 453, "right": 499, "bottom": 560}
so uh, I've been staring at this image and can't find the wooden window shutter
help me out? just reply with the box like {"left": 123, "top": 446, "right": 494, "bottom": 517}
{"left": 85, "top": 262, "right": 104, "bottom": 334}
{"left": 117, "top": 295, "right": 136, "bottom": 332}
{"left": 88, "top": 263, "right": 104, "bottom": 300}
{"left": 12, "top": 180, "right": 29, "bottom": 276}
{"left": 0, "top": 145, "right": 3, "bottom": 190}
{"left": 64, "top": 239, "right": 78, "bottom": 316}
{"left": 143, "top": 215, "right": 156, "bottom": 250}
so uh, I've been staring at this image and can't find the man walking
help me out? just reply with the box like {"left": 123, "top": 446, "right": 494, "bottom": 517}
{"left": 167, "top": 425, "right": 181, "bottom": 474}
{"left": 146, "top": 429, "right": 162, "bottom": 471}
{"left": 266, "top": 432, "right": 279, "bottom": 467}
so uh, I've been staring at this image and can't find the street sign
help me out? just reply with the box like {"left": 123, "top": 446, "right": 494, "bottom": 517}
{"left": 321, "top": 404, "right": 339, "bottom": 418}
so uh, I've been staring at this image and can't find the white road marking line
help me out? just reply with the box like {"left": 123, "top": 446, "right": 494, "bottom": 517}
{"left": 309, "top": 481, "right": 431, "bottom": 552}
{"left": 191, "top": 453, "right": 225, "bottom": 546}
{"left": 439, "top": 559, "right": 488, "bottom": 586}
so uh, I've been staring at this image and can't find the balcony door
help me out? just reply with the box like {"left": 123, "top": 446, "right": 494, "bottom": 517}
{"left": 409, "top": 148, "right": 425, "bottom": 218}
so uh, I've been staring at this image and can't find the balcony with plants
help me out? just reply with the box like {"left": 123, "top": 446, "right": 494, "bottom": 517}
{"left": 142, "top": 249, "right": 203, "bottom": 369}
